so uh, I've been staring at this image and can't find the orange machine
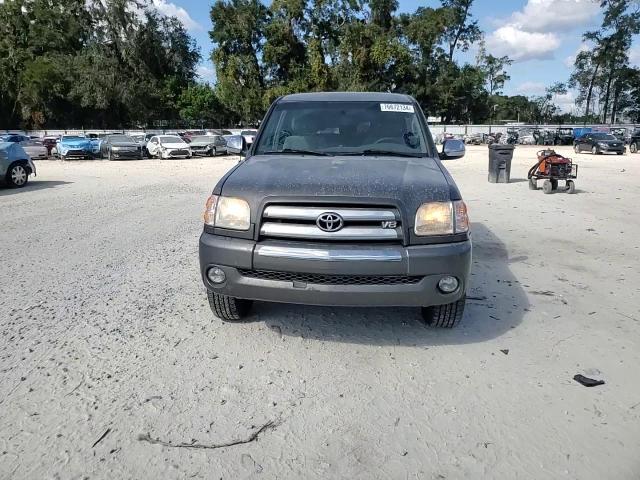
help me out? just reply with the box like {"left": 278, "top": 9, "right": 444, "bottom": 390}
{"left": 528, "top": 149, "right": 578, "bottom": 194}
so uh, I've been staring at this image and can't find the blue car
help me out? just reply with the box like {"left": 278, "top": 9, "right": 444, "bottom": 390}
{"left": 56, "top": 135, "right": 94, "bottom": 160}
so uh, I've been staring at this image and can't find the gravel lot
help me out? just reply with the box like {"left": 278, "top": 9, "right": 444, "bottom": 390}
{"left": 1, "top": 146, "right": 639, "bottom": 479}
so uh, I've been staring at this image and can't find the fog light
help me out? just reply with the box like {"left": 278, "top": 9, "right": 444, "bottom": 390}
{"left": 438, "top": 276, "right": 459, "bottom": 293}
{"left": 207, "top": 267, "right": 226, "bottom": 284}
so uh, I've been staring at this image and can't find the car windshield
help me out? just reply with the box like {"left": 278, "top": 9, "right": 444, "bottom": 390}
{"left": 192, "top": 136, "right": 213, "bottom": 143}
{"left": 109, "top": 135, "right": 134, "bottom": 142}
{"left": 592, "top": 133, "right": 616, "bottom": 140}
{"left": 254, "top": 101, "right": 429, "bottom": 156}
{"left": 159, "top": 136, "right": 184, "bottom": 144}
{"left": 241, "top": 130, "right": 257, "bottom": 135}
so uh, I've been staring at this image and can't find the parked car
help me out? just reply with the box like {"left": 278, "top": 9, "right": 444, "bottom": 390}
{"left": 199, "top": 92, "right": 470, "bottom": 327}
{"left": 629, "top": 130, "right": 640, "bottom": 153}
{"left": 131, "top": 133, "right": 155, "bottom": 157}
{"left": 42, "top": 136, "right": 59, "bottom": 156}
{"left": 100, "top": 134, "right": 144, "bottom": 160}
{"left": 56, "top": 135, "right": 95, "bottom": 160}
{"left": 0, "top": 133, "right": 31, "bottom": 143}
{"left": 554, "top": 128, "right": 574, "bottom": 145}
{"left": 611, "top": 127, "right": 627, "bottom": 142}
{"left": 188, "top": 135, "right": 227, "bottom": 156}
{"left": 146, "top": 135, "right": 192, "bottom": 159}
{"left": 574, "top": 132, "right": 625, "bottom": 155}
{"left": 241, "top": 129, "right": 258, "bottom": 148}
{"left": 464, "top": 133, "right": 483, "bottom": 145}
{"left": 1, "top": 141, "right": 36, "bottom": 188}
{"left": 20, "top": 139, "right": 49, "bottom": 160}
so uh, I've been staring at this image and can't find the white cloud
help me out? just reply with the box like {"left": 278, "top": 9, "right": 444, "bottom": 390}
{"left": 196, "top": 64, "right": 216, "bottom": 83}
{"left": 509, "top": 0, "right": 600, "bottom": 33}
{"left": 486, "top": 26, "right": 560, "bottom": 61}
{"left": 515, "top": 81, "right": 546, "bottom": 95}
{"left": 564, "top": 42, "right": 590, "bottom": 68}
{"left": 485, "top": 0, "right": 599, "bottom": 63}
{"left": 555, "top": 90, "right": 577, "bottom": 113}
{"left": 152, "top": 0, "right": 201, "bottom": 31}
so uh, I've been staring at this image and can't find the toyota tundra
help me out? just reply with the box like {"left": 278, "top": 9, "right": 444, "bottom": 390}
{"left": 199, "top": 92, "right": 471, "bottom": 327}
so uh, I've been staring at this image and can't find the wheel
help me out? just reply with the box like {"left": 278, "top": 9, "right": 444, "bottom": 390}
{"left": 574, "top": 144, "right": 580, "bottom": 153}
{"left": 207, "top": 291, "right": 252, "bottom": 322}
{"left": 528, "top": 178, "right": 538, "bottom": 190}
{"left": 61, "top": 155, "right": 67, "bottom": 161}
{"left": 567, "top": 180, "right": 576, "bottom": 194}
{"left": 421, "top": 296, "right": 466, "bottom": 328}
{"left": 630, "top": 142, "right": 637, "bottom": 153}
{"left": 542, "top": 180, "right": 553, "bottom": 194}
{"left": 107, "top": 149, "right": 113, "bottom": 161}
{"left": 591, "top": 146, "right": 598, "bottom": 155}
{"left": 551, "top": 179, "right": 558, "bottom": 190}
{"left": 6, "top": 163, "right": 29, "bottom": 188}
{"left": 212, "top": 147, "right": 217, "bottom": 156}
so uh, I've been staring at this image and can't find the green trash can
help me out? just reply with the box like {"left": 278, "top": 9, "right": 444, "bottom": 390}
{"left": 488, "top": 144, "right": 515, "bottom": 183}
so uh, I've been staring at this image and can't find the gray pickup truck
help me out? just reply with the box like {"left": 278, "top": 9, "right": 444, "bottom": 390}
{"left": 199, "top": 92, "right": 471, "bottom": 327}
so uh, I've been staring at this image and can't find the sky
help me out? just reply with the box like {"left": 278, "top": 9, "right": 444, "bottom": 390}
{"left": 152, "top": 0, "right": 640, "bottom": 113}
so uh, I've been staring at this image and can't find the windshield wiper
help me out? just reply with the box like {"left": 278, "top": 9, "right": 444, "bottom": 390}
{"left": 262, "top": 148, "right": 332, "bottom": 156}
{"left": 339, "top": 149, "right": 424, "bottom": 158}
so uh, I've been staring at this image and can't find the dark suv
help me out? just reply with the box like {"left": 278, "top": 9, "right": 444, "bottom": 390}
{"left": 199, "top": 92, "right": 471, "bottom": 327}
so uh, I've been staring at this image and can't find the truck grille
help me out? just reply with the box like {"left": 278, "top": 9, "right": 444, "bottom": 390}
{"left": 238, "top": 269, "right": 421, "bottom": 286}
{"left": 260, "top": 205, "right": 402, "bottom": 242}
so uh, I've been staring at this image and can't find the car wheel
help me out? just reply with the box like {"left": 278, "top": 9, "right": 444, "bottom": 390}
{"left": 630, "top": 142, "right": 637, "bottom": 153}
{"left": 574, "top": 144, "right": 580, "bottom": 153}
{"left": 107, "top": 149, "right": 113, "bottom": 161}
{"left": 61, "top": 155, "right": 67, "bottom": 161}
{"left": 207, "top": 291, "right": 252, "bottom": 322}
{"left": 6, "top": 163, "right": 29, "bottom": 188}
{"left": 421, "top": 296, "right": 465, "bottom": 328}
{"left": 591, "top": 146, "right": 598, "bottom": 155}
{"left": 542, "top": 180, "right": 553, "bottom": 194}
{"left": 567, "top": 180, "right": 576, "bottom": 194}
{"left": 212, "top": 147, "right": 217, "bottom": 156}
{"left": 528, "top": 178, "right": 538, "bottom": 190}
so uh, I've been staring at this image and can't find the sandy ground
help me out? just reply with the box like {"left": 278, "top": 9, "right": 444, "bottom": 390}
{"left": 1, "top": 146, "right": 639, "bottom": 479}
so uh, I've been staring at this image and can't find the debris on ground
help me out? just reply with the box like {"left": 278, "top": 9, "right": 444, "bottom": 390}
{"left": 137, "top": 420, "right": 279, "bottom": 449}
{"left": 573, "top": 374, "right": 605, "bottom": 388}
{"left": 500, "top": 349, "right": 509, "bottom": 355}
{"left": 92, "top": 428, "right": 112, "bottom": 448}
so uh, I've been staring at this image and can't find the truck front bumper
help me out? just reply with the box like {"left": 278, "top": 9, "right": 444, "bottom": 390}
{"left": 199, "top": 234, "right": 472, "bottom": 307}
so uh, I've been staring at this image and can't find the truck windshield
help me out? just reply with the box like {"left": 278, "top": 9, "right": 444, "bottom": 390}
{"left": 255, "top": 101, "right": 429, "bottom": 157}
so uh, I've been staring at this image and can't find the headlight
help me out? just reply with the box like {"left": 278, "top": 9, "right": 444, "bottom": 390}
{"left": 112, "top": 146, "right": 121, "bottom": 151}
{"left": 414, "top": 200, "right": 468, "bottom": 236}
{"left": 203, "top": 195, "right": 250, "bottom": 230}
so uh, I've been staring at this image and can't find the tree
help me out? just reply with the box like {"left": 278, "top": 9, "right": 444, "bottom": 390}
{"left": 476, "top": 41, "right": 512, "bottom": 96}
{"left": 440, "top": 0, "right": 481, "bottom": 62}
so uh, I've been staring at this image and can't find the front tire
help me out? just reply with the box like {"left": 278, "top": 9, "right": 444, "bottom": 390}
{"left": 543, "top": 180, "right": 553, "bottom": 194}
{"left": 567, "top": 180, "right": 576, "bottom": 194}
{"left": 6, "top": 163, "right": 29, "bottom": 188}
{"left": 528, "top": 178, "right": 538, "bottom": 190}
{"left": 421, "top": 296, "right": 466, "bottom": 328}
{"left": 630, "top": 142, "right": 638, "bottom": 153}
{"left": 592, "top": 146, "right": 598, "bottom": 155}
{"left": 207, "top": 291, "right": 253, "bottom": 322}
{"left": 574, "top": 144, "right": 580, "bottom": 153}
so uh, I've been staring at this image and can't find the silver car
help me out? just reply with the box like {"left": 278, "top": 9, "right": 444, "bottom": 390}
{"left": 21, "top": 139, "right": 49, "bottom": 160}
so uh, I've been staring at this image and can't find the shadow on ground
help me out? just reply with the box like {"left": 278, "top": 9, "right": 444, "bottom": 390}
{"left": 0, "top": 180, "right": 72, "bottom": 195}
{"left": 251, "top": 222, "right": 529, "bottom": 346}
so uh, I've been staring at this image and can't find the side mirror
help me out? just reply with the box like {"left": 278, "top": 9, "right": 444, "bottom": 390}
{"left": 225, "top": 135, "right": 247, "bottom": 160}
{"left": 440, "top": 139, "right": 465, "bottom": 160}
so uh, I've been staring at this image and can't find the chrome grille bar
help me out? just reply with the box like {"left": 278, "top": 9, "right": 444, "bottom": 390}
{"left": 263, "top": 205, "right": 396, "bottom": 222}
{"left": 260, "top": 223, "right": 400, "bottom": 240}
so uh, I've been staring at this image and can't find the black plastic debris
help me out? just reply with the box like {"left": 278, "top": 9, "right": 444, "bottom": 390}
{"left": 573, "top": 374, "right": 605, "bottom": 387}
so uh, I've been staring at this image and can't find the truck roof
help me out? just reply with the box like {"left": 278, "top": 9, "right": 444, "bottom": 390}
{"left": 279, "top": 92, "right": 415, "bottom": 103}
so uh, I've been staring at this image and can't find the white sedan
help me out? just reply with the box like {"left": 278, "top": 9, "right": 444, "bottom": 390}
{"left": 21, "top": 139, "right": 49, "bottom": 160}
{"left": 146, "top": 135, "right": 192, "bottom": 159}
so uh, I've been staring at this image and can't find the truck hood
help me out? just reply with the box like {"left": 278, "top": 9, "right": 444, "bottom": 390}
{"left": 218, "top": 154, "right": 459, "bottom": 223}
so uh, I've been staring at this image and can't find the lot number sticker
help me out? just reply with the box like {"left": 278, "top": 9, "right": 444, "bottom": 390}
{"left": 380, "top": 103, "right": 415, "bottom": 113}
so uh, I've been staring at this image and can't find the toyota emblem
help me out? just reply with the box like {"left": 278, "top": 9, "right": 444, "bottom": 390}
{"left": 316, "top": 212, "right": 344, "bottom": 232}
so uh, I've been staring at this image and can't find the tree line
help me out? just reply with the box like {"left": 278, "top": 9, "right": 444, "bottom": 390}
{"left": 1, "top": 0, "right": 638, "bottom": 129}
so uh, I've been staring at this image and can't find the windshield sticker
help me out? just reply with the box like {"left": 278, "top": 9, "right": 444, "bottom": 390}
{"left": 380, "top": 103, "right": 415, "bottom": 113}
